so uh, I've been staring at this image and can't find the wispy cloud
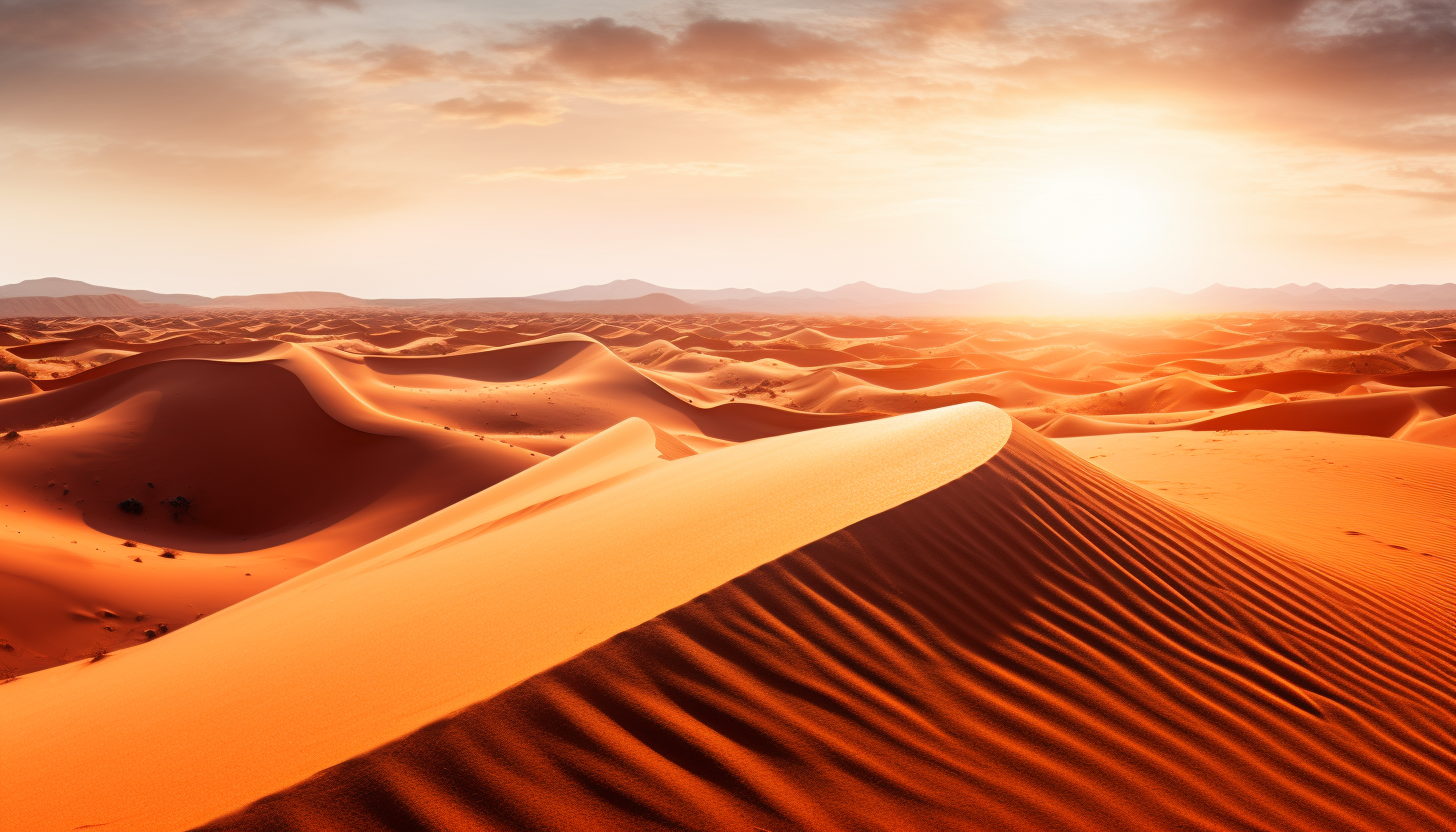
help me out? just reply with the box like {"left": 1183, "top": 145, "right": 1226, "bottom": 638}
{"left": 0, "top": 0, "right": 367, "bottom": 206}
{"left": 1337, "top": 183, "right": 1456, "bottom": 208}
{"left": 2, "top": 0, "right": 1452, "bottom": 244}
{"left": 432, "top": 95, "right": 563, "bottom": 127}
{"left": 466, "top": 162, "right": 751, "bottom": 181}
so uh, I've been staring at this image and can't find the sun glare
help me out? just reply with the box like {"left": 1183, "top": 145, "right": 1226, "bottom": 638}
{"left": 1011, "top": 170, "right": 1169, "bottom": 275}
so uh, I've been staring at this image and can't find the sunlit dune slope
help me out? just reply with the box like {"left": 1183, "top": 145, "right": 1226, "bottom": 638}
{"left": 192, "top": 422, "right": 1454, "bottom": 832}
{"left": 0, "top": 370, "right": 39, "bottom": 398}
{"left": 1058, "top": 430, "right": 1454, "bottom": 593}
{"left": 1038, "top": 384, "right": 1454, "bottom": 441}
{"left": 0, "top": 404, "right": 1012, "bottom": 832}
{"left": 0, "top": 333, "right": 890, "bottom": 672}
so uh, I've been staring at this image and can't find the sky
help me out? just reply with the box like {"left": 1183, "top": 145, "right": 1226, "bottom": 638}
{"left": 1, "top": 0, "right": 1453, "bottom": 298}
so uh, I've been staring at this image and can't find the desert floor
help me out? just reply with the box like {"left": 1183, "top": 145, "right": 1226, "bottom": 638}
{"left": 1, "top": 310, "right": 1452, "bottom": 831}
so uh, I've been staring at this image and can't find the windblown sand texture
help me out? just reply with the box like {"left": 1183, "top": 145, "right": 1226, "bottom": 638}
{"left": 1, "top": 309, "right": 1452, "bottom": 832}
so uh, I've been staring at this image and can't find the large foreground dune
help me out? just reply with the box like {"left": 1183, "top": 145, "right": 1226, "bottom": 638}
{"left": 198, "top": 424, "right": 1452, "bottom": 832}
{"left": 1, "top": 309, "right": 1452, "bottom": 831}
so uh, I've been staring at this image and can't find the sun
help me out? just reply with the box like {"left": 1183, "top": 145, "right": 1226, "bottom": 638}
{"left": 1010, "top": 170, "right": 1168, "bottom": 275}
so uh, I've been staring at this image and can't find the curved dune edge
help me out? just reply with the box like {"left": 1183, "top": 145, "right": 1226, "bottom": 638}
{"left": 1399, "top": 412, "right": 1456, "bottom": 446}
{"left": 1037, "top": 385, "right": 1454, "bottom": 439}
{"left": 29, "top": 334, "right": 881, "bottom": 442}
{"left": 194, "top": 422, "right": 1454, "bottom": 832}
{"left": 12, "top": 316, "right": 1454, "bottom": 447}
{"left": 0, "top": 350, "right": 542, "bottom": 674}
{"left": 1053, "top": 430, "right": 1454, "bottom": 602}
{"left": 0, "top": 403, "right": 1012, "bottom": 832}
{"left": 231, "top": 416, "right": 678, "bottom": 605}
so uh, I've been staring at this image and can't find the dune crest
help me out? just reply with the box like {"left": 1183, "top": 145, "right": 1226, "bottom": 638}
{"left": 194, "top": 423, "right": 1454, "bottom": 831}
{"left": 0, "top": 404, "right": 1012, "bottom": 832}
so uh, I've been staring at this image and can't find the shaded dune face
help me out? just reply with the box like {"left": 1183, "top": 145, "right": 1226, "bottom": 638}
{"left": 0, "top": 350, "right": 541, "bottom": 674}
{"left": 196, "top": 425, "right": 1454, "bottom": 832}
{"left": 3, "top": 360, "right": 416, "bottom": 548}
{"left": 0, "top": 357, "right": 535, "bottom": 552}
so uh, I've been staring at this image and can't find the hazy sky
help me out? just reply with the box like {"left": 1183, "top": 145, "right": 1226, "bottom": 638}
{"left": 1, "top": 0, "right": 1452, "bottom": 298}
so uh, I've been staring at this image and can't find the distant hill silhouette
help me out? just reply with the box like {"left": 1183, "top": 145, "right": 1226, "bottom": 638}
{"left": 0, "top": 277, "right": 212, "bottom": 306}
{"left": 533, "top": 278, "right": 1456, "bottom": 315}
{"left": 2, "top": 276, "right": 1452, "bottom": 315}
{"left": 0, "top": 293, "right": 149, "bottom": 317}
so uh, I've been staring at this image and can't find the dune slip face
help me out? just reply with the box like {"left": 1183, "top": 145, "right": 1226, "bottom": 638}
{"left": 194, "top": 423, "right": 1455, "bottom": 832}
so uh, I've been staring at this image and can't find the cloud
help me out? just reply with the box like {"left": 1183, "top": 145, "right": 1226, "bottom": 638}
{"left": 0, "top": 59, "right": 329, "bottom": 151}
{"left": 977, "top": 0, "right": 1456, "bottom": 151}
{"left": 353, "top": 44, "right": 495, "bottom": 83}
{"left": 0, "top": 0, "right": 375, "bottom": 210}
{"left": 432, "top": 95, "right": 562, "bottom": 126}
{"left": 455, "top": 0, "right": 1452, "bottom": 150}
{"left": 885, "top": 0, "right": 1017, "bottom": 40}
{"left": 514, "top": 15, "right": 858, "bottom": 103}
{"left": 0, "top": 0, "right": 357, "bottom": 51}
{"left": 0, "top": 0, "right": 158, "bottom": 49}
{"left": 1337, "top": 183, "right": 1456, "bottom": 207}
{"left": 358, "top": 43, "right": 446, "bottom": 81}
{"left": 1175, "top": 0, "right": 1323, "bottom": 27}
{"left": 467, "top": 162, "right": 750, "bottom": 181}
{"left": 3, "top": 0, "right": 1451, "bottom": 219}
{"left": 307, "top": 0, "right": 1456, "bottom": 157}
{"left": 2, "top": 141, "right": 395, "bottom": 214}
{"left": 1388, "top": 164, "right": 1456, "bottom": 187}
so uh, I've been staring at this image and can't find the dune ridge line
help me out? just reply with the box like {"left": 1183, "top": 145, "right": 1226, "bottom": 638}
{"left": 0, "top": 403, "right": 1012, "bottom": 832}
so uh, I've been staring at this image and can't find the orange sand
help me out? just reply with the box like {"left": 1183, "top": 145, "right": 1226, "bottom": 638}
{"left": 195, "top": 424, "right": 1453, "bottom": 831}
{"left": 0, "top": 309, "right": 1452, "bottom": 831}
{"left": 1059, "top": 430, "right": 1454, "bottom": 588}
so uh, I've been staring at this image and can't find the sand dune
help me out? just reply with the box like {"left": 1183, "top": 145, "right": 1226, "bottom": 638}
{"left": 0, "top": 345, "right": 540, "bottom": 673}
{"left": 3, "top": 311, "right": 1453, "bottom": 672}
{"left": 0, "top": 404, "right": 1011, "bottom": 832}
{"left": 0, "top": 370, "right": 39, "bottom": 399}
{"left": 185, "top": 423, "right": 1454, "bottom": 831}
{"left": 1056, "top": 430, "right": 1453, "bottom": 591}
{"left": 1039, "top": 385, "right": 1454, "bottom": 440}
{"left": 1, "top": 307, "right": 1451, "bottom": 831}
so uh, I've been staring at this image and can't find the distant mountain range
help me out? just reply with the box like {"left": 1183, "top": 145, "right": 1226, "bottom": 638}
{"left": 0, "top": 293, "right": 149, "bottom": 318}
{"left": 2, "top": 276, "right": 1454, "bottom": 317}
{"left": 533, "top": 278, "right": 1456, "bottom": 315}
{"left": 0, "top": 279, "right": 702, "bottom": 316}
